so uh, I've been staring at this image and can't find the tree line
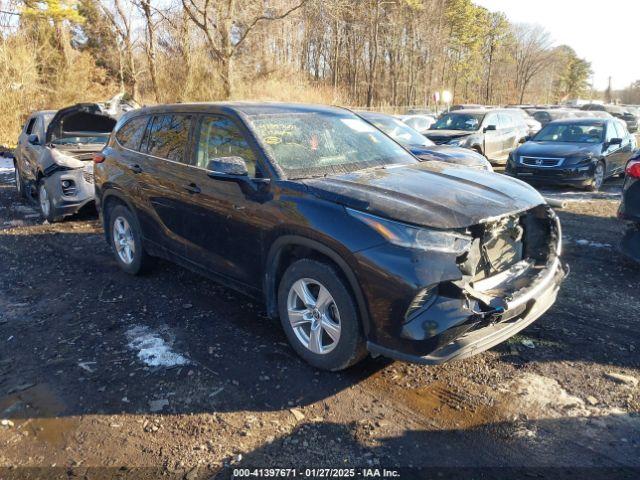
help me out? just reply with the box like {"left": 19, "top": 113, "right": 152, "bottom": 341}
{"left": 1, "top": 0, "right": 593, "bottom": 146}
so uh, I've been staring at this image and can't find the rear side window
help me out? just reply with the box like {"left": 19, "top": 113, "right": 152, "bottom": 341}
{"left": 116, "top": 116, "right": 149, "bottom": 151}
{"left": 144, "top": 114, "right": 192, "bottom": 162}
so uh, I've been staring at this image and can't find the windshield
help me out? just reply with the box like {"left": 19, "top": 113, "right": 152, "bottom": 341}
{"left": 364, "top": 115, "right": 434, "bottom": 147}
{"left": 248, "top": 112, "right": 417, "bottom": 179}
{"left": 51, "top": 134, "right": 110, "bottom": 146}
{"left": 431, "top": 113, "right": 483, "bottom": 131}
{"left": 533, "top": 123, "right": 604, "bottom": 143}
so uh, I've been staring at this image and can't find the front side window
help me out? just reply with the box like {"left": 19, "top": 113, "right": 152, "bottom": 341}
{"left": 195, "top": 116, "right": 258, "bottom": 177}
{"left": 605, "top": 122, "right": 618, "bottom": 142}
{"left": 431, "top": 113, "right": 483, "bottom": 131}
{"left": 116, "top": 115, "right": 149, "bottom": 151}
{"left": 248, "top": 112, "right": 416, "bottom": 179}
{"left": 24, "top": 117, "right": 36, "bottom": 134}
{"left": 613, "top": 121, "right": 627, "bottom": 138}
{"left": 497, "top": 114, "right": 512, "bottom": 129}
{"left": 144, "top": 114, "right": 192, "bottom": 162}
{"left": 484, "top": 114, "right": 499, "bottom": 129}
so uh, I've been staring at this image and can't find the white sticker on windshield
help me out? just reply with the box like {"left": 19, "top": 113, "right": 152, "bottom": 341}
{"left": 341, "top": 118, "right": 376, "bottom": 133}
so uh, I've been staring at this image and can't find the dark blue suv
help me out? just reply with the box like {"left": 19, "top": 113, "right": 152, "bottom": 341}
{"left": 94, "top": 103, "right": 565, "bottom": 370}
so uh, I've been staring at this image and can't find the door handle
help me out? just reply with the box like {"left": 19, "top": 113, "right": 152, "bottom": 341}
{"left": 184, "top": 183, "right": 201, "bottom": 194}
{"left": 129, "top": 164, "right": 143, "bottom": 174}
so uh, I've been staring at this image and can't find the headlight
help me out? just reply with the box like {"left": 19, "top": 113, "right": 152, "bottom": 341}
{"left": 347, "top": 209, "right": 472, "bottom": 255}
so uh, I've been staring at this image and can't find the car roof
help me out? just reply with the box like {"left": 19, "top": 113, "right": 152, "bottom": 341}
{"left": 31, "top": 110, "right": 57, "bottom": 117}
{"left": 547, "top": 118, "right": 608, "bottom": 126}
{"left": 355, "top": 110, "right": 392, "bottom": 119}
{"left": 130, "top": 102, "right": 352, "bottom": 117}
{"left": 447, "top": 109, "right": 487, "bottom": 115}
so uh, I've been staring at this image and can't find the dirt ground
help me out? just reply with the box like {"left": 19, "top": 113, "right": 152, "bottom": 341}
{"left": 0, "top": 160, "right": 638, "bottom": 479}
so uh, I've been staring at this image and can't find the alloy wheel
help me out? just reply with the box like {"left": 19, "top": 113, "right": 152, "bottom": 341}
{"left": 286, "top": 278, "right": 341, "bottom": 355}
{"left": 112, "top": 216, "right": 136, "bottom": 265}
{"left": 593, "top": 163, "right": 604, "bottom": 190}
{"left": 39, "top": 184, "right": 50, "bottom": 217}
{"left": 15, "top": 168, "right": 21, "bottom": 194}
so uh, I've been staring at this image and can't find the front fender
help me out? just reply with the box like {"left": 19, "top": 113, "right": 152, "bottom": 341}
{"left": 263, "top": 232, "right": 374, "bottom": 336}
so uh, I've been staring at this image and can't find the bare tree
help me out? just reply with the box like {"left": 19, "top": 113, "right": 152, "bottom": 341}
{"left": 513, "top": 24, "right": 553, "bottom": 104}
{"left": 180, "top": 0, "right": 308, "bottom": 99}
{"left": 135, "top": 0, "right": 161, "bottom": 102}
{"left": 101, "top": 0, "right": 139, "bottom": 99}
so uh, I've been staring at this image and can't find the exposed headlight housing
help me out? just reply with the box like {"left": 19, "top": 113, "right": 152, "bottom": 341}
{"left": 347, "top": 209, "right": 472, "bottom": 255}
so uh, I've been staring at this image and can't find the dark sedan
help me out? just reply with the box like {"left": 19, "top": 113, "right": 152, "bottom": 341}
{"left": 357, "top": 111, "right": 492, "bottom": 171}
{"left": 618, "top": 152, "right": 640, "bottom": 263}
{"left": 506, "top": 118, "right": 635, "bottom": 191}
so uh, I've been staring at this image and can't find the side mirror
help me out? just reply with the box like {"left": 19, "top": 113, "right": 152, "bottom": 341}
{"left": 608, "top": 137, "right": 623, "bottom": 146}
{"left": 206, "top": 156, "right": 248, "bottom": 176}
{"left": 28, "top": 134, "right": 40, "bottom": 145}
{"left": 484, "top": 125, "right": 497, "bottom": 132}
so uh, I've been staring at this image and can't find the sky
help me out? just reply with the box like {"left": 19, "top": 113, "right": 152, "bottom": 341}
{"left": 474, "top": 0, "right": 640, "bottom": 91}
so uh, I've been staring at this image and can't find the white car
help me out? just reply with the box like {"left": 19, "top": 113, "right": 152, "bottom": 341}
{"left": 397, "top": 114, "right": 436, "bottom": 134}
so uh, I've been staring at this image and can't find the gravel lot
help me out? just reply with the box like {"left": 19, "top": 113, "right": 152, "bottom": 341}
{"left": 0, "top": 159, "right": 638, "bottom": 479}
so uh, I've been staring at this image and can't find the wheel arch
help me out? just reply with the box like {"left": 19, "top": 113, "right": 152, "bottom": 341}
{"left": 264, "top": 235, "right": 372, "bottom": 336}
{"left": 100, "top": 188, "right": 139, "bottom": 244}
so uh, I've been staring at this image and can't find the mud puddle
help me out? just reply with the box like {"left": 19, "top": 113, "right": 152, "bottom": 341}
{"left": 0, "top": 383, "right": 79, "bottom": 447}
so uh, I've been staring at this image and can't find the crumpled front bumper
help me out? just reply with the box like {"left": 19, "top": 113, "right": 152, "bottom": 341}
{"left": 42, "top": 165, "right": 95, "bottom": 218}
{"left": 367, "top": 257, "right": 568, "bottom": 365}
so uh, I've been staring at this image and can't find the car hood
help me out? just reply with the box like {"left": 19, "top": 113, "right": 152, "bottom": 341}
{"left": 303, "top": 162, "right": 544, "bottom": 229}
{"left": 46, "top": 103, "right": 117, "bottom": 143}
{"left": 516, "top": 141, "right": 600, "bottom": 158}
{"left": 424, "top": 130, "right": 475, "bottom": 140}
{"left": 409, "top": 145, "right": 488, "bottom": 167}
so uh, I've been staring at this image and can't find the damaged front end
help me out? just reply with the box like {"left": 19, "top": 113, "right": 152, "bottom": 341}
{"left": 36, "top": 104, "right": 117, "bottom": 219}
{"left": 365, "top": 204, "right": 567, "bottom": 364}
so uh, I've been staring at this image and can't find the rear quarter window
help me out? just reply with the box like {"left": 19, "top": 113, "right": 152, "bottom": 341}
{"left": 116, "top": 115, "right": 150, "bottom": 151}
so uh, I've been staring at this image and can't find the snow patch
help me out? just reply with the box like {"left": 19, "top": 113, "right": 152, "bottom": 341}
{"left": 509, "top": 372, "right": 589, "bottom": 419}
{"left": 575, "top": 239, "right": 612, "bottom": 249}
{"left": 126, "top": 325, "right": 190, "bottom": 367}
{"left": 0, "top": 156, "right": 14, "bottom": 174}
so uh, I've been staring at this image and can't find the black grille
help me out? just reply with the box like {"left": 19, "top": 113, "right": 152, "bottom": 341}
{"left": 521, "top": 156, "right": 562, "bottom": 167}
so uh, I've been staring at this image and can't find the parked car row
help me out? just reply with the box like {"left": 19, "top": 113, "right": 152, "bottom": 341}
{"left": 12, "top": 101, "right": 569, "bottom": 370}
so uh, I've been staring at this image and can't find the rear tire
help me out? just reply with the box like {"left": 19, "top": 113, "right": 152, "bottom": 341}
{"left": 107, "top": 205, "right": 154, "bottom": 275}
{"left": 278, "top": 259, "right": 366, "bottom": 371}
{"left": 14, "top": 163, "right": 26, "bottom": 199}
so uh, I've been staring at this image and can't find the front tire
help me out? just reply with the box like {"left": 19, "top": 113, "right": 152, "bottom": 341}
{"left": 587, "top": 161, "right": 605, "bottom": 192}
{"left": 278, "top": 259, "right": 366, "bottom": 370}
{"left": 38, "top": 180, "right": 58, "bottom": 222}
{"left": 107, "top": 205, "right": 154, "bottom": 275}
